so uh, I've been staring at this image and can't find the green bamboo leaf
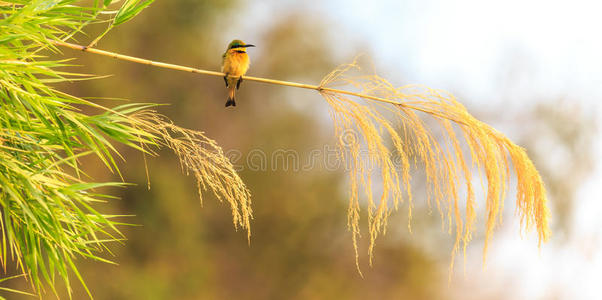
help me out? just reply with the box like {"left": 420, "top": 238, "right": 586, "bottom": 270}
{"left": 0, "top": 286, "right": 36, "bottom": 297}
{"left": 113, "top": 0, "right": 154, "bottom": 26}
{"left": 32, "top": 0, "right": 61, "bottom": 13}
{"left": 67, "top": 182, "right": 127, "bottom": 192}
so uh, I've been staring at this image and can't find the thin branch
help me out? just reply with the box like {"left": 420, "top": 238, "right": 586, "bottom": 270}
{"left": 50, "top": 40, "right": 467, "bottom": 125}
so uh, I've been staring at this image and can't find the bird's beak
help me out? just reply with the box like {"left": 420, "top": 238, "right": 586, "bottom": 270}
{"left": 242, "top": 44, "right": 255, "bottom": 48}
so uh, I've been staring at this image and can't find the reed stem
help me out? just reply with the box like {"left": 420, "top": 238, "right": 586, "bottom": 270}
{"left": 50, "top": 40, "right": 466, "bottom": 125}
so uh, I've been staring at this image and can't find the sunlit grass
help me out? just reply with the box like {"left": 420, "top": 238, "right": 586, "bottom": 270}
{"left": 320, "top": 61, "right": 549, "bottom": 274}
{"left": 128, "top": 110, "right": 252, "bottom": 239}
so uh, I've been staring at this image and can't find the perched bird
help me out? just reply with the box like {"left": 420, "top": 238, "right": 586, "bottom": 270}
{"left": 221, "top": 39, "right": 255, "bottom": 107}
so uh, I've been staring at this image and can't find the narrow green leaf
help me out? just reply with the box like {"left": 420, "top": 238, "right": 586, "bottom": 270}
{"left": 113, "top": 0, "right": 154, "bottom": 26}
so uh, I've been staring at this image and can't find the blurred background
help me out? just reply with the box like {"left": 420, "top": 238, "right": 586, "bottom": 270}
{"left": 4, "top": 0, "right": 601, "bottom": 299}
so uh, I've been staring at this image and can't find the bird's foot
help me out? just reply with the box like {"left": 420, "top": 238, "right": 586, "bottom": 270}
{"left": 236, "top": 76, "right": 243, "bottom": 90}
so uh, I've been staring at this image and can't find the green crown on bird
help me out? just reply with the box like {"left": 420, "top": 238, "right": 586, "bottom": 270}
{"left": 221, "top": 39, "right": 255, "bottom": 107}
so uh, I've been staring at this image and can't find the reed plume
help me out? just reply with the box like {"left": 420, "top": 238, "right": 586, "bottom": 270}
{"left": 127, "top": 110, "right": 253, "bottom": 239}
{"left": 319, "top": 60, "right": 550, "bottom": 273}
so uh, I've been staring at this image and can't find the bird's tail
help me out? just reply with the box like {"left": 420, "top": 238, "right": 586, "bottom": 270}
{"left": 225, "top": 86, "right": 236, "bottom": 107}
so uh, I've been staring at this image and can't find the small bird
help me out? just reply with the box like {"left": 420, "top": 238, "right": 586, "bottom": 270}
{"left": 221, "top": 39, "right": 255, "bottom": 107}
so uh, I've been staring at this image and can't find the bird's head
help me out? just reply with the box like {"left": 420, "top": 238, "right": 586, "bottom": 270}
{"left": 227, "top": 39, "right": 255, "bottom": 53}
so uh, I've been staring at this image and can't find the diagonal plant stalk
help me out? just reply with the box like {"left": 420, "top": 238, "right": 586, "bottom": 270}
{"left": 52, "top": 40, "right": 464, "bottom": 124}
{"left": 51, "top": 39, "right": 550, "bottom": 275}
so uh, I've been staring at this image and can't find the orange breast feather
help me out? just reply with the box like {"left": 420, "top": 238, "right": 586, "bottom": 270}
{"left": 223, "top": 51, "right": 250, "bottom": 77}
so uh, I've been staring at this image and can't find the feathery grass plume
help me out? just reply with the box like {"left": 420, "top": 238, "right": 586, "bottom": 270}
{"left": 319, "top": 60, "right": 550, "bottom": 273}
{"left": 126, "top": 110, "right": 253, "bottom": 240}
